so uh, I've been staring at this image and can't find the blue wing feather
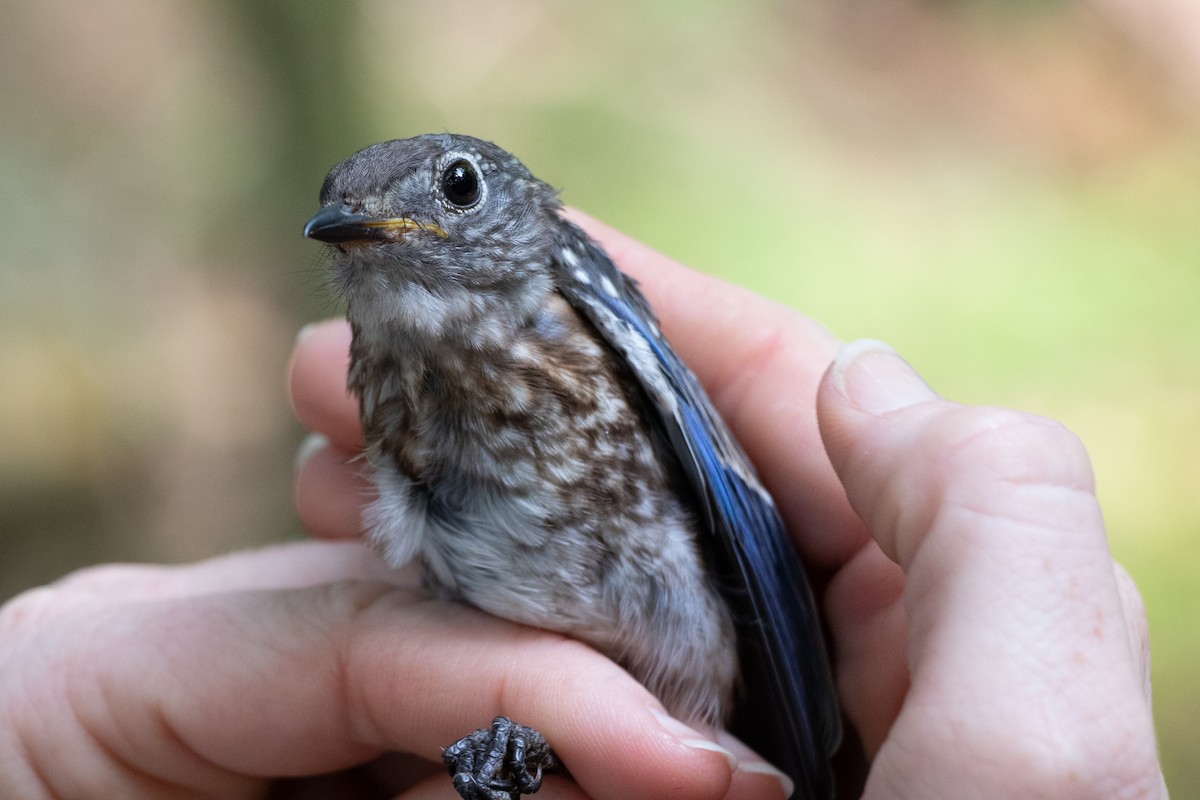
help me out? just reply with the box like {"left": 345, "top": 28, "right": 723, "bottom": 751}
{"left": 554, "top": 228, "right": 841, "bottom": 800}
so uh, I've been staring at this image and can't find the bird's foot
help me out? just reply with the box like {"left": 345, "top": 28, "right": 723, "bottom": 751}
{"left": 443, "top": 716, "right": 558, "bottom": 800}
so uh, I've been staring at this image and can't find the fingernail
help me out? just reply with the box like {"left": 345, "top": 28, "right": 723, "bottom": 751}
{"left": 649, "top": 707, "right": 738, "bottom": 771}
{"left": 740, "top": 761, "right": 795, "bottom": 798}
{"left": 296, "top": 322, "right": 318, "bottom": 344}
{"left": 716, "top": 729, "right": 794, "bottom": 799}
{"left": 830, "top": 338, "right": 937, "bottom": 414}
{"left": 294, "top": 432, "right": 329, "bottom": 472}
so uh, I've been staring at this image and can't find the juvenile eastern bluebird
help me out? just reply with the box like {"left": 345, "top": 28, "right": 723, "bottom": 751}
{"left": 303, "top": 134, "right": 840, "bottom": 800}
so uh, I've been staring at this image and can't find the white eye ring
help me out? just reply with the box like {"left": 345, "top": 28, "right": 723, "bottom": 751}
{"left": 436, "top": 152, "right": 487, "bottom": 211}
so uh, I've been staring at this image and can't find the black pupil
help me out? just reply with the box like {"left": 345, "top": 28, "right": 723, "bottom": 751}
{"left": 441, "top": 160, "right": 480, "bottom": 207}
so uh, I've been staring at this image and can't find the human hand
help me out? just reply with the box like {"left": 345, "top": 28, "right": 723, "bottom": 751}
{"left": 816, "top": 339, "right": 1164, "bottom": 798}
{"left": 290, "top": 211, "right": 1165, "bottom": 798}
{"left": 2, "top": 536, "right": 767, "bottom": 799}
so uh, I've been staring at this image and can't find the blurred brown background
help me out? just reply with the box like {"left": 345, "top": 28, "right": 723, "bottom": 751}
{"left": 1, "top": 0, "right": 1196, "bottom": 793}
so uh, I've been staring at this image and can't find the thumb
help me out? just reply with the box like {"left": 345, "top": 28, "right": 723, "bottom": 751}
{"left": 814, "top": 340, "right": 1161, "bottom": 798}
{"left": 815, "top": 338, "right": 1103, "bottom": 575}
{"left": 814, "top": 339, "right": 941, "bottom": 565}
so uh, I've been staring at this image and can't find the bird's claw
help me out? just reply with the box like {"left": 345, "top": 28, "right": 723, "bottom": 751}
{"left": 443, "top": 716, "right": 557, "bottom": 800}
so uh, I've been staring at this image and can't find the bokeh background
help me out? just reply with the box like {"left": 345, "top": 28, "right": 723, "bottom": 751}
{"left": 1, "top": 0, "right": 1196, "bottom": 792}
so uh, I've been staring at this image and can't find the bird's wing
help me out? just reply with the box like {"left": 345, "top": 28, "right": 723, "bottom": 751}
{"left": 553, "top": 229, "right": 841, "bottom": 800}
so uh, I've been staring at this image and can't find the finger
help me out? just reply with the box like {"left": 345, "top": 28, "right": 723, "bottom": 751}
{"left": 1112, "top": 561, "right": 1152, "bottom": 701}
{"left": 288, "top": 319, "right": 362, "bottom": 450}
{"left": 568, "top": 210, "right": 862, "bottom": 568}
{"left": 67, "top": 582, "right": 741, "bottom": 800}
{"left": 294, "top": 433, "right": 374, "bottom": 539}
{"left": 344, "top": 599, "right": 743, "bottom": 800}
{"left": 46, "top": 541, "right": 410, "bottom": 607}
{"left": 396, "top": 772, "right": 591, "bottom": 800}
{"left": 716, "top": 731, "right": 799, "bottom": 800}
{"left": 817, "top": 340, "right": 1161, "bottom": 796}
{"left": 820, "top": 541, "right": 907, "bottom": 755}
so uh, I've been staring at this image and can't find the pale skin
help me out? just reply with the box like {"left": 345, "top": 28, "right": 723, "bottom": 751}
{"left": 0, "top": 212, "right": 1164, "bottom": 799}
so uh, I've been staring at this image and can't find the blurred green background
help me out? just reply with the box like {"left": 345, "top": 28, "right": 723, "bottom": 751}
{"left": 1, "top": 0, "right": 1196, "bottom": 793}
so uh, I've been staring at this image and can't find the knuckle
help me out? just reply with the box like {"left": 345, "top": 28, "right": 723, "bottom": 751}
{"left": 880, "top": 406, "right": 1103, "bottom": 562}
{"left": 53, "top": 562, "right": 151, "bottom": 591}
{"left": 938, "top": 406, "right": 1094, "bottom": 493}
{"left": 1, "top": 563, "right": 155, "bottom": 632}
{"left": 1111, "top": 562, "right": 1152, "bottom": 694}
{"left": 321, "top": 578, "right": 422, "bottom": 624}
{"left": 1111, "top": 562, "right": 1148, "bottom": 622}
{"left": 0, "top": 586, "right": 60, "bottom": 636}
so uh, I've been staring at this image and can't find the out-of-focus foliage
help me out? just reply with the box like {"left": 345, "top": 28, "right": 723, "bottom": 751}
{"left": 1, "top": 0, "right": 1195, "bottom": 793}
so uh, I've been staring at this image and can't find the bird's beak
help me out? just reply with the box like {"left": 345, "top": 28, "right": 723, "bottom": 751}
{"left": 303, "top": 204, "right": 448, "bottom": 244}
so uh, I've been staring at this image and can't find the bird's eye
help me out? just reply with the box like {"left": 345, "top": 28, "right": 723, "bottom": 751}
{"left": 440, "top": 159, "right": 481, "bottom": 208}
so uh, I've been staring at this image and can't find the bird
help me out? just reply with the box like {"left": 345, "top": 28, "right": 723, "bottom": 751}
{"left": 303, "top": 133, "right": 840, "bottom": 800}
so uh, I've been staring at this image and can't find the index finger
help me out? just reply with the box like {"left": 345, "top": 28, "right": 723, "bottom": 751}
{"left": 288, "top": 319, "right": 362, "bottom": 452}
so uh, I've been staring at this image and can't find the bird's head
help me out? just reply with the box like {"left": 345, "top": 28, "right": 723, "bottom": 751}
{"left": 305, "top": 134, "right": 563, "bottom": 342}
